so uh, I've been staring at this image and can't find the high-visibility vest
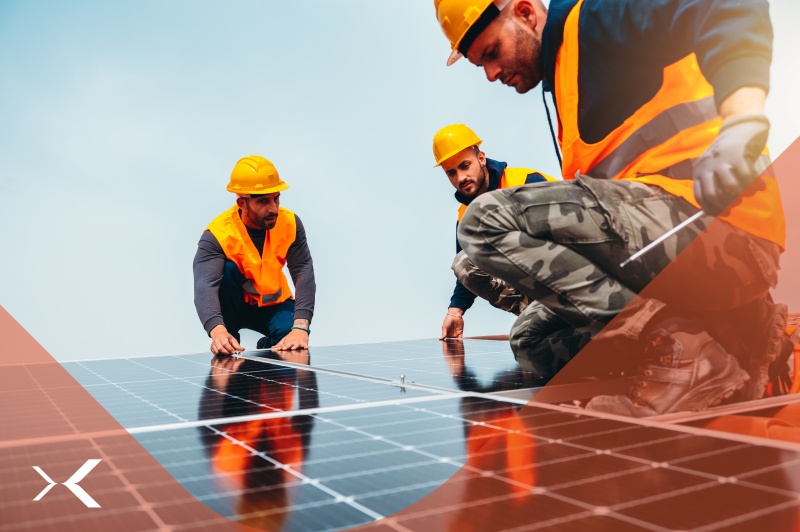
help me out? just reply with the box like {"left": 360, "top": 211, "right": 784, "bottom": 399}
{"left": 457, "top": 168, "right": 554, "bottom": 222}
{"left": 207, "top": 205, "right": 296, "bottom": 306}
{"left": 554, "top": 0, "right": 785, "bottom": 248}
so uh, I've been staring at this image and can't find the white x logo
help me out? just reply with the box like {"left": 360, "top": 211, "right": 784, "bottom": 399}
{"left": 33, "top": 459, "right": 102, "bottom": 508}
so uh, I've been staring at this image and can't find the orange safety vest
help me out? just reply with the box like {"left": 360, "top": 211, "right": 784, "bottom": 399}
{"left": 554, "top": 0, "right": 785, "bottom": 248}
{"left": 457, "top": 168, "right": 555, "bottom": 222}
{"left": 207, "top": 205, "right": 296, "bottom": 306}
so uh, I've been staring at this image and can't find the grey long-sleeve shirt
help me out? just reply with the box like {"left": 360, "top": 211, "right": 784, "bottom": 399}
{"left": 193, "top": 213, "right": 316, "bottom": 335}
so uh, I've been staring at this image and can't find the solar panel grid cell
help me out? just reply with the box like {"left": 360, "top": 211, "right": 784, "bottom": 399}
{"left": 5, "top": 338, "right": 800, "bottom": 531}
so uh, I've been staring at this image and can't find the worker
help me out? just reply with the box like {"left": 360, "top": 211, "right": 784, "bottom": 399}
{"left": 193, "top": 155, "right": 316, "bottom": 355}
{"left": 433, "top": 123, "right": 555, "bottom": 340}
{"left": 433, "top": 0, "right": 788, "bottom": 416}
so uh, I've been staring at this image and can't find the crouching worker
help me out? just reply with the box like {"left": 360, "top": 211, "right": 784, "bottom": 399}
{"left": 193, "top": 155, "right": 316, "bottom": 355}
{"left": 433, "top": 123, "right": 555, "bottom": 339}
{"left": 432, "top": 0, "right": 787, "bottom": 415}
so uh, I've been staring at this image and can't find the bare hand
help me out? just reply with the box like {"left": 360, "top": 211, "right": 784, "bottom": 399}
{"left": 440, "top": 309, "right": 464, "bottom": 340}
{"left": 273, "top": 328, "right": 309, "bottom": 350}
{"left": 209, "top": 325, "right": 245, "bottom": 356}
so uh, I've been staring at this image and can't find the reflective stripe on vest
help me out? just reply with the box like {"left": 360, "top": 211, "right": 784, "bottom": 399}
{"left": 457, "top": 167, "right": 556, "bottom": 222}
{"left": 207, "top": 205, "right": 296, "bottom": 307}
{"left": 554, "top": 0, "right": 785, "bottom": 248}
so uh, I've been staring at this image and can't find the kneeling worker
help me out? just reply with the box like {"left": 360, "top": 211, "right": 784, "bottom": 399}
{"left": 434, "top": 124, "right": 555, "bottom": 340}
{"left": 193, "top": 155, "right": 316, "bottom": 355}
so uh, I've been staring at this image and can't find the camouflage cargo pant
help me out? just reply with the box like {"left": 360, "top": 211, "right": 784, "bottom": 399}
{"left": 457, "top": 175, "right": 780, "bottom": 378}
{"left": 451, "top": 251, "right": 530, "bottom": 316}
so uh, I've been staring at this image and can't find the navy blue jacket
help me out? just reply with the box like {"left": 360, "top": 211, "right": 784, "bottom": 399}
{"left": 541, "top": 0, "right": 772, "bottom": 144}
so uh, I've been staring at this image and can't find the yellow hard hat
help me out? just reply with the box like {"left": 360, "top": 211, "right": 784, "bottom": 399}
{"left": 434, "top": 0, "right": 501, "bottom": 66}
{"left": 226, "top": 155, "right": 289, "bottom": 195}
{"left": 433, "top": 124, "right": 483, "bottom": 167}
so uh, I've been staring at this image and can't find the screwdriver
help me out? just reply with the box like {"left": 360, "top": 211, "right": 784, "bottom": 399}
{"left": 619, "top": 210, "right": 705, "bottom": 268}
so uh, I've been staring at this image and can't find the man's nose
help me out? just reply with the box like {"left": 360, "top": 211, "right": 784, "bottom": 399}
{"left": 485, "top": 65, "right": 501, "bottom": 83}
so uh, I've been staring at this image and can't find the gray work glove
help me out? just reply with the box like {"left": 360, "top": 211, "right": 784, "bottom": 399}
{"left": 693, "top": 114, "right": 770, "bottom": 215}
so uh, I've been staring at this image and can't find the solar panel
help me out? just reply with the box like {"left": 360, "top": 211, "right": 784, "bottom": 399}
{"left": 4, "top": 337, "right": 800, "bottom": 531}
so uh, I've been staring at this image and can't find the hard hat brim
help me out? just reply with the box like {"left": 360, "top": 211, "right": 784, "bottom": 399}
{"left": 443, "top": 1, "right": 503, "bottom": 67}
{"left": 433, "top": 139, "right": 483, "bottom": 167}
{"left": 446, "top": 50, "right": 463, "bottom": 67}
{"left": 227, "top": 182, "right": 290, "bottom": 196}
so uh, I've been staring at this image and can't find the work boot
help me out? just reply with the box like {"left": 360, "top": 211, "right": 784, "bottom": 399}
{"left": 585, "top": 318, "right": 749, "bottom": 417}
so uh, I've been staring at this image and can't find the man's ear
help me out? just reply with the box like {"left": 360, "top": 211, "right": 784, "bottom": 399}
{"left": 478, "top": 150, "right": 487, "bottom": 167}
{"left": 235, "top": 196, "right": 248, "bottom": 210}
{"left": 514, "top": 0, "right": 537, "bottom": 29}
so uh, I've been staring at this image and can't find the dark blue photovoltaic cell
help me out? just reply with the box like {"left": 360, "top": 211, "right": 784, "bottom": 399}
{"left": 38, "top": 339, "right": 800, "bottom": 531}
{"left": 122, "top": 388, "right": 800, "bottom": 532}
{"left": 298, "top": 339, "right": 543, "bottom": 392}
{"left": 62, "top": 353, "right": 443, "bottom": 429}
{"left": 128, "top": 398, "right": 480, "bottom": 529}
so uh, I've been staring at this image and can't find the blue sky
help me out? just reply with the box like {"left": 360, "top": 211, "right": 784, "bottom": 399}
{"left": 1, "top": 1, "right": 799, "bottom": 360}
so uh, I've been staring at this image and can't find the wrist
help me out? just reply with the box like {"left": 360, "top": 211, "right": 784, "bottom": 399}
{"left": 447, "top": 308, "right": 464, "bottom": 319}
{"left": 718, "top": 87, "right": 766, "bottom": 119}
{"left": 209, "top": 324, "right": 227, "bottom": 338}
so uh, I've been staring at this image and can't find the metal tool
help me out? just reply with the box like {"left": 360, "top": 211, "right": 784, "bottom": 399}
{"left": 620, "top": 210, "right": 705, "bottom": 268}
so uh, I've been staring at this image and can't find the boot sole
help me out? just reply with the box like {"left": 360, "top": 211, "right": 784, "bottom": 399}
{"left": 667, "top": 362, "right": 750, "bottom": 414}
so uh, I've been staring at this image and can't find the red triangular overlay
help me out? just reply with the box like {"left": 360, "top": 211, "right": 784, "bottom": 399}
{"left": 0, "top": 306, "right": 257, "bottom": 531}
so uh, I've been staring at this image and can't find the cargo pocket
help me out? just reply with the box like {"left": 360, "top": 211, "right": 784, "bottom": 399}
{"left": 747, "top": 236, "right": 780, "bottom": 289}
{"left": 572, "top": 173, "right": 629, "bottom": 244}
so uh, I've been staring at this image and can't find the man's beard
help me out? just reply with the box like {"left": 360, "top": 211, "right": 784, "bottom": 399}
{"left": 463, "top": 165, "right": 489, "bottom": 198}
{"left": 246, "top": 211, "right": 277, "bottom": 231}
{"left": 513, "top": 22, "right": 542, "bottom": 94}
{"left": 261, "top": 216, "right": 278, "bottom": 230}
